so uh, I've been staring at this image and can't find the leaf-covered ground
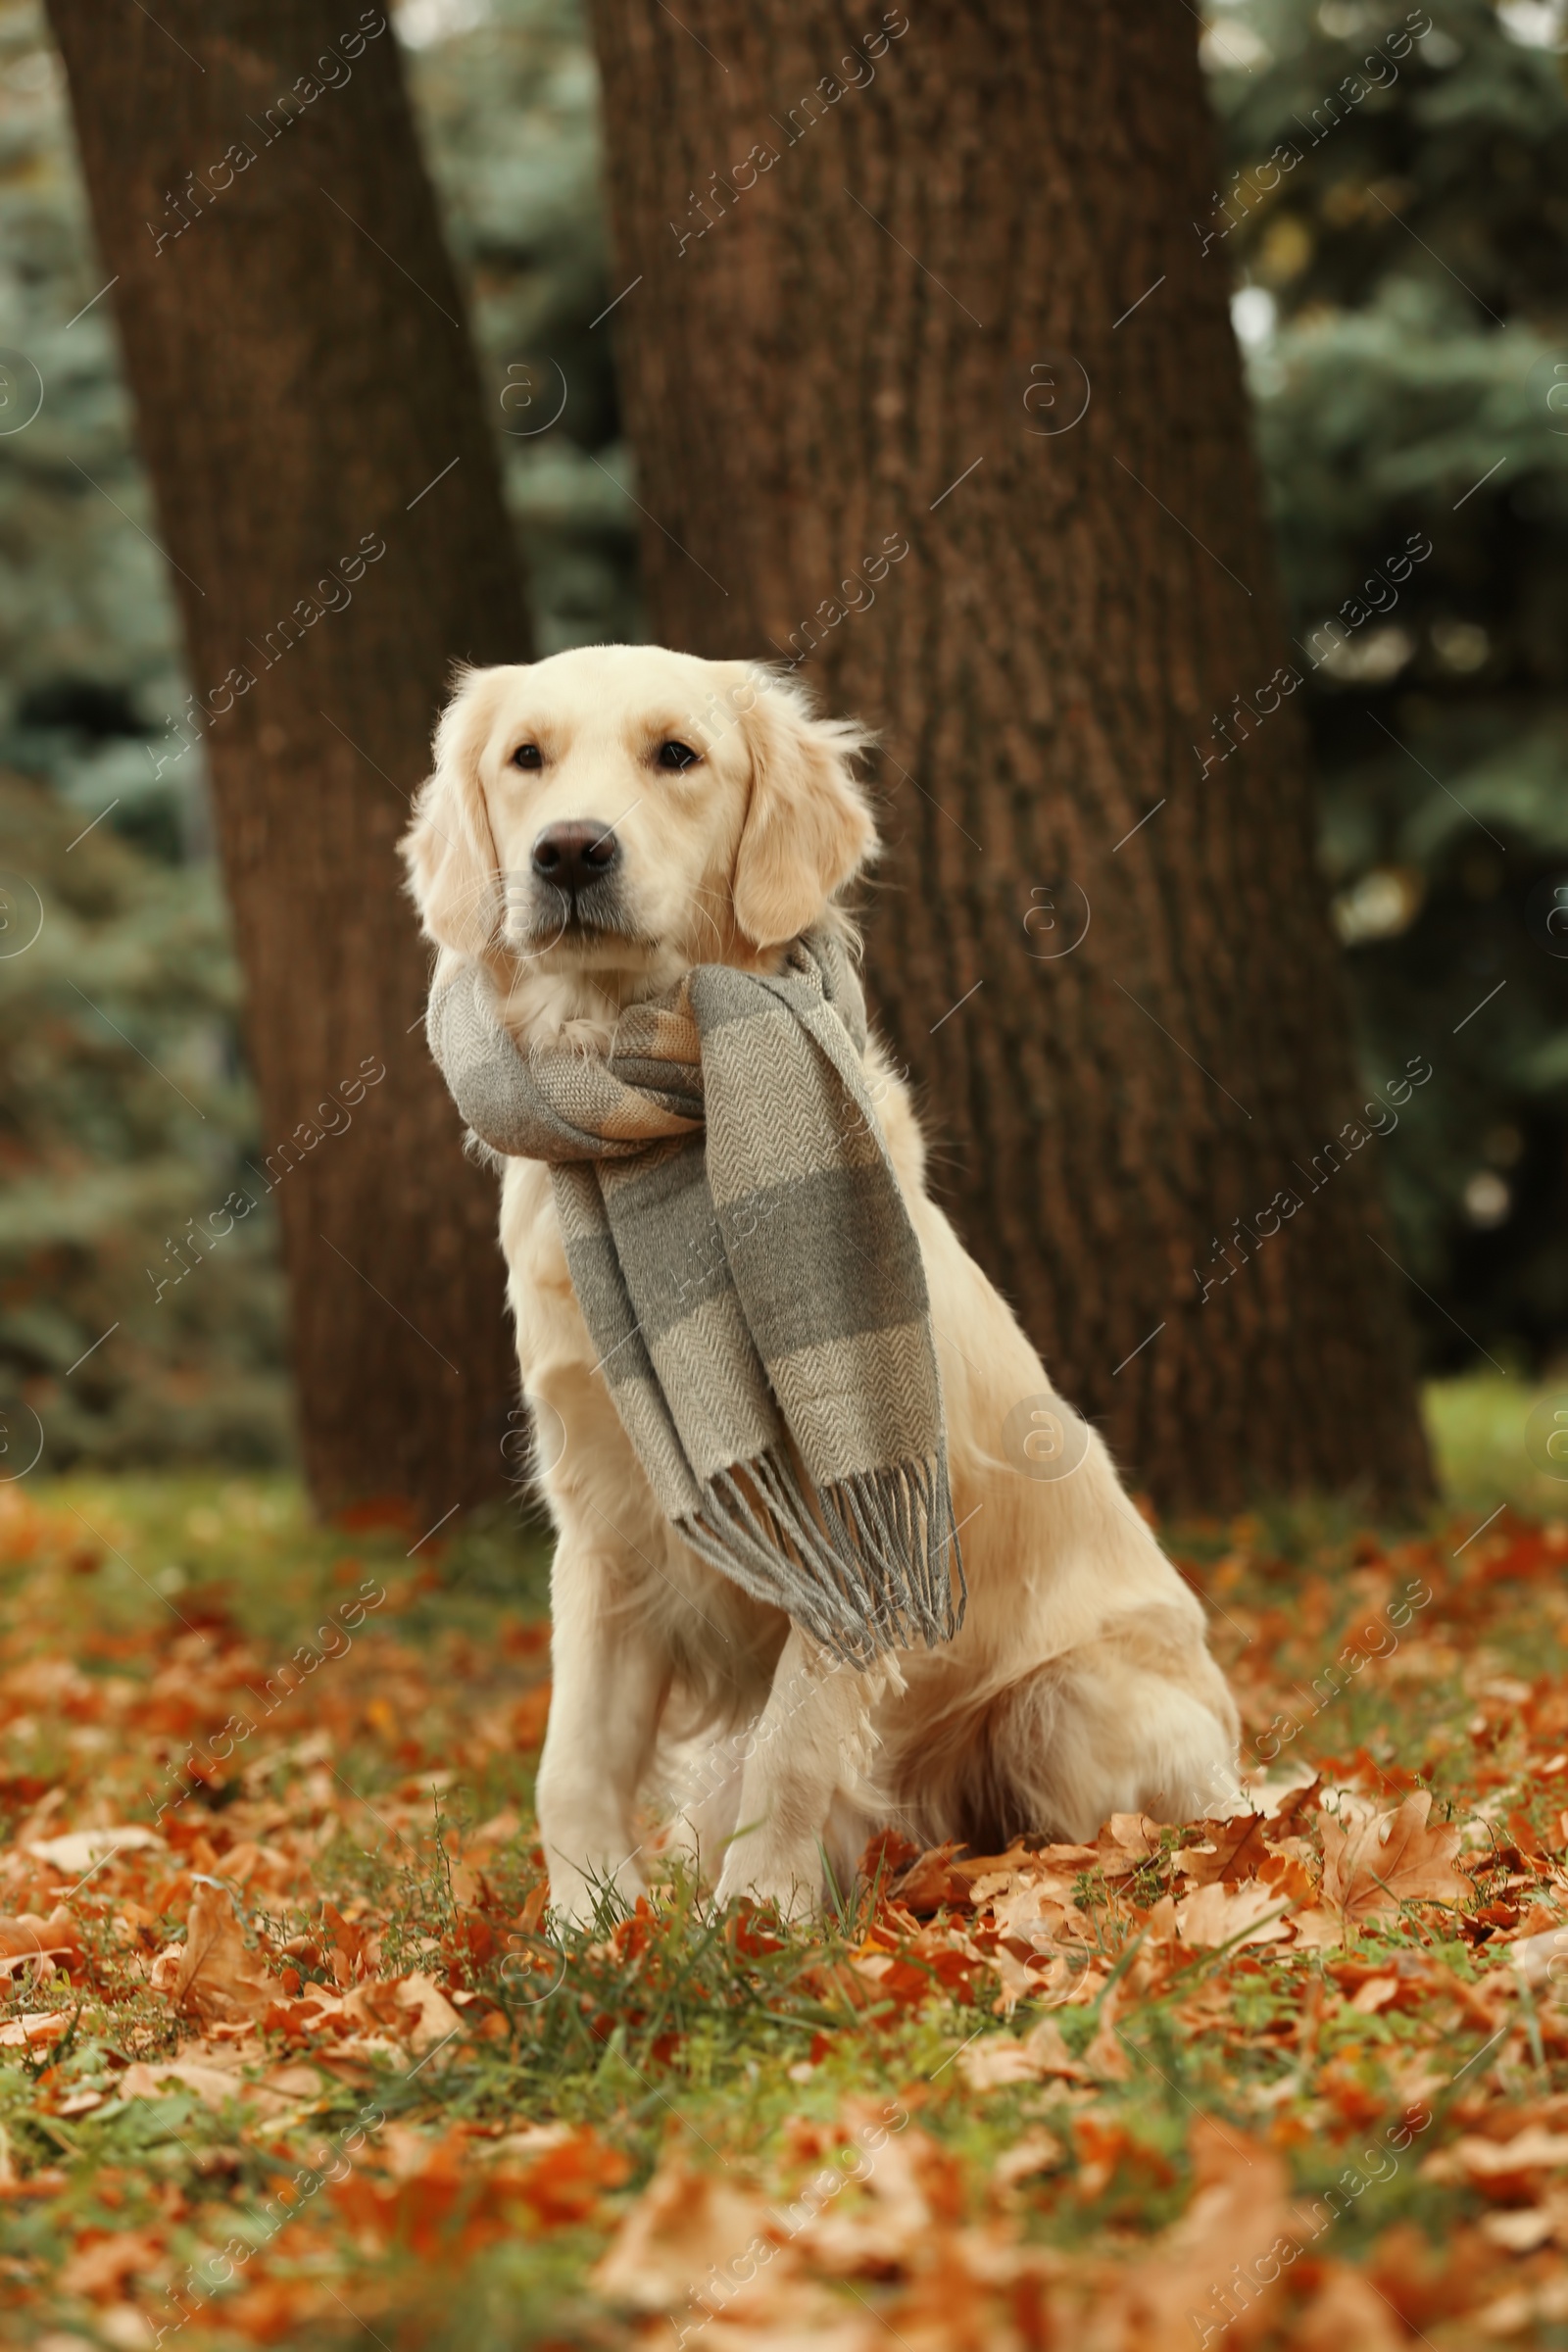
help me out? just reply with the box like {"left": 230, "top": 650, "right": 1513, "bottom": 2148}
{"left": 5, "top": 1379, "right": 1568, "bottom": 2349}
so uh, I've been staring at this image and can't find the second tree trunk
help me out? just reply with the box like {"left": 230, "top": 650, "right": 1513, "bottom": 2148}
{"left": 587, "top": 0, "right": 1432, "bottom": 1512}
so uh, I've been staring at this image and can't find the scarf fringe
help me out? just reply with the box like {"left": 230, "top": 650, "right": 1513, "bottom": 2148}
{"left": 678, "top": 1447, "right": 966, "bottom": 1670}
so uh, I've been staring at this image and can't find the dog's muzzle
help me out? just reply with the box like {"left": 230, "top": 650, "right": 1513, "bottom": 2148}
{"left": 518, "top": 818, "right": 639, "bottom": 945}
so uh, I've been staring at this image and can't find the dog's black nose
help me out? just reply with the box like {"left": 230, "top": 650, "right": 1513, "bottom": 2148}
{"left": 531, "top": 820, "right": 620, "bottom": 895}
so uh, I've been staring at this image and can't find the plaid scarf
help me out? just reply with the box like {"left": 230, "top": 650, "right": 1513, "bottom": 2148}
{"left": 426, "top": 931, "right": 964, "bottom": 1666}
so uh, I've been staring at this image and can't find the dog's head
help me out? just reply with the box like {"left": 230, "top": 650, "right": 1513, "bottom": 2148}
{"left": 400, "top": 647, "right": 876, "bottom": 1000}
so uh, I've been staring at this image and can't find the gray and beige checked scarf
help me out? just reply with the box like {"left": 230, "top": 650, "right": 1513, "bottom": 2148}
{"left": 426, "top": 930, "right": 964, "bottom": 1667}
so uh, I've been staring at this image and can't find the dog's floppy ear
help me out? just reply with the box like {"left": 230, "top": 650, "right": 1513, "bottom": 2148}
{"left": 400, "top": 665, "right": 509, "bottom": 956}
{"left": 731, "top": 675, "right": 877, "bottom": 949}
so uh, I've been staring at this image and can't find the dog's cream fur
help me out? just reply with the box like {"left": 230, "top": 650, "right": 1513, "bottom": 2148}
{"left": 402, "top": 646, "right": 1240, "bottom": 1923}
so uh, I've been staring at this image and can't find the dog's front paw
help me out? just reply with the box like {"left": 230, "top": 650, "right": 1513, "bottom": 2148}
{"left": 713, "top": 1844, "right": 823, "bottom": 1922}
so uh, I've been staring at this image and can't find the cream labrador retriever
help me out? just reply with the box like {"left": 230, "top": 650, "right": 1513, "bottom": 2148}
{"left": 403, "top": 646, "right": 1239, "bottom": 1923}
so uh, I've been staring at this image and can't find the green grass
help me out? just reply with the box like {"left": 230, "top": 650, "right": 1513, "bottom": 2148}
{"left": 0, "top": 1381, "right": 1566, "bottom": 2348}
{"left": 1424, "top": 1365, "right": 1568, "bottom": 1515}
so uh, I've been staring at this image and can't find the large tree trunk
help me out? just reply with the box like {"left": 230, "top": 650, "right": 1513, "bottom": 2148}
{"left": 587, "top": 0, "right": 1432, "bottom": 1513}
{"left": 47, "top": 1, "right": 526, "bottom": 1520}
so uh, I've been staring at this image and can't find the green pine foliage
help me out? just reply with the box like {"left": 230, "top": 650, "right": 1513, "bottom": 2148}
{"left": 1204, "top": 0, "right": 1568, "bottom": 1366}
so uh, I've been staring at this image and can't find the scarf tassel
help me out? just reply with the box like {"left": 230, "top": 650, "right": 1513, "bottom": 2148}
{"left": 678, "top": 1446, "right": 966, "bottom": 1671}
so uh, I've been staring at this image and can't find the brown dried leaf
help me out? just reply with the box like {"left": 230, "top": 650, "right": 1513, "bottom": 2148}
{"left": 0, "top": 2009, "right": 69, "bottom": 2047}
{"left": 1111, "top": 2117, "right": 1296, "bottom": 2337}
{"left": 956, "top": 2016, "right": 1092, "bottom": 2090}
{"left": 991, "top": 2128, "right": 1067, "bottom": 2201}
{"left": 58, "top": 2226, "right": 166, "bottom": 2301}
{"left": 1081, "top": 1986, "right": 1135, "bottom": 2081}
{"left": 1093, "top": 1814, "right": 1166, "bottom": 1877}
{"left": 990, "top": 1876, "right": 1093, "bottom": 1951}
{"left": 1506, "top": 1922, "right": 1568, "bottom": 1984}
{"left": 1268, "top": 1773, "right": 1323, "bottom": 1829}
{"left": 1177, "top": 1813, "right": 1273, "bottom": 1885}
{"left": 1433, "top": 2127, "right": 1568, "bottom": 2190}
{"left": 170, "top": 1881, "right": 277, "bottom": 2023}
{"left": 1175, "top": 1879, "right": 1293, "bottom": 1948}
{"left": 592, "top": 2155, "right": 805, "bottom": 2320}
{"left": 395, "top": 1969, "right": 465, "bottom": 2054}
{"left": 1259, "top": 1852, "right": 1315, "bottom": 1907}
{"left": 1320, "top": 1791, "right": 1471, "bottom": 1926}
{"left": 0, "top": 1905, "right": 80, "bottom": 1967}
{"left": 1482, "top": 2206, "right": 1560, "bottom": 2251}
{"left": 891, "top": 1841, "right": 972, "bottom": 1913}
{"left": 1290, "top": 2264, "right": 1410, "bottom": 2351}
{"left": 1290, "top": 1905, "right": 1348, "bottom": 1950}
{"left": 118, "top": 2055, "right": 296, "bottom": 2115}
{"left": 27, "top": 1825, "right": 162, "bottom": 1876}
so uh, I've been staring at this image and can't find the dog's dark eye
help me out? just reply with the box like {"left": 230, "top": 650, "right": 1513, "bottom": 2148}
{"left": 512, "top": 743, "right": 543, "bottom": 770}
{"left": 657, "top": 740, "right": 700, "bottom": 771}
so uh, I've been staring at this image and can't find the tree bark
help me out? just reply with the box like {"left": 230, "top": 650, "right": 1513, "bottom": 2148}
{"left": 46, "top": 1, "right": 526, "bottom": 1520}
{"left": 587, "top": 0, "right": 1432, "bottom": 1512}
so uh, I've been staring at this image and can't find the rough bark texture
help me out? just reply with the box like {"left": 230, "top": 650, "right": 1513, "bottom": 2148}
{"left": 587, "top": 0, "right": 1432, "bottom": 1512}
{"left": 46, "top": 1, "right": 525, "bottom": 1518}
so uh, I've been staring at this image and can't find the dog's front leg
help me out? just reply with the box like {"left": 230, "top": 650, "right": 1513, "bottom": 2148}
{"left": 712, "top": 1630, "right": 876, "bottom": 1920}
{"left": 535, "top": 1538, "right": 668, "bottom": 1928}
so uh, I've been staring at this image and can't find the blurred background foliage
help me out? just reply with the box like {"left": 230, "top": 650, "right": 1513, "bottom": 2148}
{"left": 1209, "top": 0, "right": 1568, "bottom": 1365}
{"left": 0, "top": 0, "right": 1561, "bottom": 1468}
